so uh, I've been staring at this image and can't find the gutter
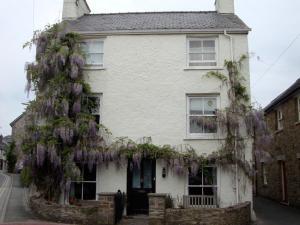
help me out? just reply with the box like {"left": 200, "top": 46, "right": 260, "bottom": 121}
{"left": 66, "top": 28, "right": 251, "bottom": 37}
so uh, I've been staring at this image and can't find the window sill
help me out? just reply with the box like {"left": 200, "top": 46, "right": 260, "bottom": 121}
{"left": 83, "top": 66, "right": 106, "bottom": 71}
{"left": 184, "top": 67, "right": 224, "bottom": 71}
{"left": 184, "top": 135, "right": 220, "bottom": 140}
{"left": 295, "top": 121, "right": 300, "bottom": 126}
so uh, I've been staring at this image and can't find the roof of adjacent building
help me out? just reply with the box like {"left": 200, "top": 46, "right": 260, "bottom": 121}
{"left": 66, "top": 11, "right": 250, "bottom": 34}
{"left": 265, "top": 78, "right": 300, "bottom": 113}
{"left": 10, "top": 113, "right": 25, "bottom": 127}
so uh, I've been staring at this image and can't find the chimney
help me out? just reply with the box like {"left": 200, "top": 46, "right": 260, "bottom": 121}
{"left": 62, "top": 0, "right": 91, "bottom": 20}
{"left": 215, "top": 0, "right": 235, "bottom": 14}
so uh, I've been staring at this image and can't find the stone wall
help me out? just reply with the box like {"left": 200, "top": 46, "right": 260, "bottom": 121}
{"left": 148, "top": 194, "right": 251, "bottom": 225}
{"left": 30, "top": 193, "right": 116, "bottom": 225}
{"left": 165, "top": 202, "right": 251, "bottom": 225}
{"left": 148, "top": 194, "right": 166, "bottom": 225}
{"left": 257, "top": 95, "right": 300, "bottom": 207}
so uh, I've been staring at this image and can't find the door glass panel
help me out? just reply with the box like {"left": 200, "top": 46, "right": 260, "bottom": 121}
{"left": 143, "top": 160, "right": 152, "bottom": 189}
{"left": 132, "top": 164, "right": 141, "bottom": 188}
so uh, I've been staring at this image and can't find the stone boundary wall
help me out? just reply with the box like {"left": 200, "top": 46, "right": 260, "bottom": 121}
{"left": 148, "top": 193, "right": 166, "bottom": 225}
{"left": 30, "top": 193, "right": 116, "bottom": 225}
{"left": 165, "top": 202, "right": 251, "bottom": 225}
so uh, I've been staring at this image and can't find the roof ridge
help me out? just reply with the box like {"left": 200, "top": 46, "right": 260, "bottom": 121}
{"left": 86, "top": 11, "right": 218, "bottom": 16}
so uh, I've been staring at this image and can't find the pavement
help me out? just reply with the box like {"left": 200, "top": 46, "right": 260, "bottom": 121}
{"left": 254, "top": 196, "right": 300, "bottom": 225}
{"left": 0, "top": 172, "right": 69, "bottom": 225}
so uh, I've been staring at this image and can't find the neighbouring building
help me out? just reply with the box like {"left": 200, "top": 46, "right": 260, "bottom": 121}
{"left": 10, "top": 113, "right": 27, "bottom": 170}
{"left": 256, "top": 79, "right": 300, "bottom": 207}
{"left": 0, "top": 135, "right": 12, "bottom": 172}
{"left": 60, "top": 0, "right": 252, "bottom": 216}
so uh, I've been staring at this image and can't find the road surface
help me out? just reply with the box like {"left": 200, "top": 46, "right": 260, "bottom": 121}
{"left": 254, "top": 196, "right": 300, "bottom": 225}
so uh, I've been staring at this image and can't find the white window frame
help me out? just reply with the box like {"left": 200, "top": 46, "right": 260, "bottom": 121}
{"left": 187, "top": 37, "right": 218, "bottom": 69}
{"left": 186, "top": 95, "right": 220, "bottom": 139}
{"left": 71, "top": 165, "right": 97, "bottom": 201}
{"left": 81, "top": 39, "right": 104, "bottom": 68}
{"left": 188, "top": 166, "right": 218, "bottom": 196}
{"left": 277, "top": 109, "right": 283, "bottom": 130}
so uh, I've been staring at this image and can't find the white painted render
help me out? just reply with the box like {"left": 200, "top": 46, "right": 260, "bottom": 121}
{"left": 215, "top": 0, "right": 235, "bottom": 14}
{"left": 62, "top": 0, "right": 90, "bottom": 20}
{"left": 83, "top": 32, "right": 252, "bottom": 207}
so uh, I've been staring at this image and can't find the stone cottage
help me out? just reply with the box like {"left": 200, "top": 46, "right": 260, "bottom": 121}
{"left": 256, "top": 78, "right": 300, "bottom": 207}
{"left": 61, "top": 0, "right": 252, "bottom": 217}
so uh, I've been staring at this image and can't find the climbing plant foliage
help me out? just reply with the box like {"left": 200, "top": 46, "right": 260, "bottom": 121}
{"left": 22, "top": 24, "right": 271, "bottom": 202}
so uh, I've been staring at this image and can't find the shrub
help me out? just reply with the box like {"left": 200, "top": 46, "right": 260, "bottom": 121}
{"left": 20, "top": 166, "right": 32, "bottom": 187}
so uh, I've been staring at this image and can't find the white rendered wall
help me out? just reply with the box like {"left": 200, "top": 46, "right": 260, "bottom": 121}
{"left": 97, "top": 162, "right": 127, "bottom": 195}
{"left": 86, "top": 33, "right": 252, "bottom": 207}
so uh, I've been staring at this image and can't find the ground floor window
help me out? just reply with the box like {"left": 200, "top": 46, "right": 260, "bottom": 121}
{"left": 188, "top": 166, "right": 217, "bottom": 196}
{"left": 70, "top": 164, "right": 96, "bottom": 201}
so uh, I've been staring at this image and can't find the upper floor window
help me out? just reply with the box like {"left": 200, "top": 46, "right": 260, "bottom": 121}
{"left": 81, "top": 40, "right": 104, "bottom": 67}
{"left": 187, "top": 38, "right": 217, "bottom": 67}
{"left": 82, "top": 94, "right": 101, "bottom": 124}
{"left": 276, "top": 109, "right": 283, "bottom": 130}
{"left": 187, "top": 96, "right": 218, "bottom": 136}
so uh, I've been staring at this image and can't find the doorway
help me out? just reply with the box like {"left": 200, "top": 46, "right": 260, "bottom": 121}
{"left": 127, "top": 159, "right": 156, "bottom": 215}
{"left": 279, "top": 161, "right": 288, "bottom": 203}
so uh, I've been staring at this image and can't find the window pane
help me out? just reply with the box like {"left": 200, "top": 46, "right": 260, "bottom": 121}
{"left": 189, "top": 167, "right": 202, "bottom": 185}
{"left": 203, "top": 53, "right": 216, "bottom": 61}
{"left": 81, "top": 42, "right": 89, "bottom": 53}
{"left": 83, "top": 164, "right": 96, "bottom": 181}
{"left": 203, "top": 187, "right": 216, "bottom": 196}
{"left": 203, "top": 98, "right": 217, "bottom": 115}
{"left": 86, "top": 53, "right": 103, "bottom": 65}
{"left": 143, "top": 160, "right": 152, "bottom": 189}
{"left": 189, "top": 116, "right": 203, "bottom": 133}
{"left": 190, "top": 98, "right": 203, "bottom": 115}
{"left": 189, "top": 53, "right": 202, "bottom": 61}
{"left": 189, "top": 187, "right": 202, "bottom": 195}
{"left": 72, "top": 182, "right": 82, "bottom": 200}
{"left": 203, "top": 40, "right": 215, "bottom": 53}
{"left": 203, "top": 167, "right": 217, "bottom": 185}
{"left": 88, "top": 96, "right": 100, "bottom": 114}
{"left": 132, "top": 164, "right": 141, "bottom": 188}
{"left": 203, "top": 117, "right": 217, "bottom": 133}
{"left": 189, "top": 41, "right": 202, "bottom": 53}
{"left": 89, "top": 41, "right": 103, "bottom": 53}
{"left": 83, "top": 183, "right": 96, "bottom": 200}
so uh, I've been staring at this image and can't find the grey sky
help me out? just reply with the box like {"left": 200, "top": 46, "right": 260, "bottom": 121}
{"left": 0, "top": 0, "right": 299, "bottom": 135}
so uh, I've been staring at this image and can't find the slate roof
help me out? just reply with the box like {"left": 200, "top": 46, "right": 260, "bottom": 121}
{"left": 66, "top": 11, "right": 250, "bottom": 34}
{"left": 265, "top": 78, "right": 300, "bottom": 113}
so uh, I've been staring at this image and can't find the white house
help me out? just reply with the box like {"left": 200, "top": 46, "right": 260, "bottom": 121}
{"left": 63, "top": 0, "right": 252, "bottom": 215}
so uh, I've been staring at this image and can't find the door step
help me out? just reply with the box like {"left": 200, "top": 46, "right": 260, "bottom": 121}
{"left": 119, "top": 215, "right": 149, "bottom": 225}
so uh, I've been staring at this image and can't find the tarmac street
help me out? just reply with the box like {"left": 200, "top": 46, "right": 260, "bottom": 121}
{"left": 254, "top": 197, "right": 300, "bottom": 225}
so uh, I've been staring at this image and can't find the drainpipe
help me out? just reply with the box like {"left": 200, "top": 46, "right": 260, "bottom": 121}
{"left": 224, "top": 30, "right": 234, "bottom": 61}
{"left": 224, "top": 30, "right": 239, "bottom": 204}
